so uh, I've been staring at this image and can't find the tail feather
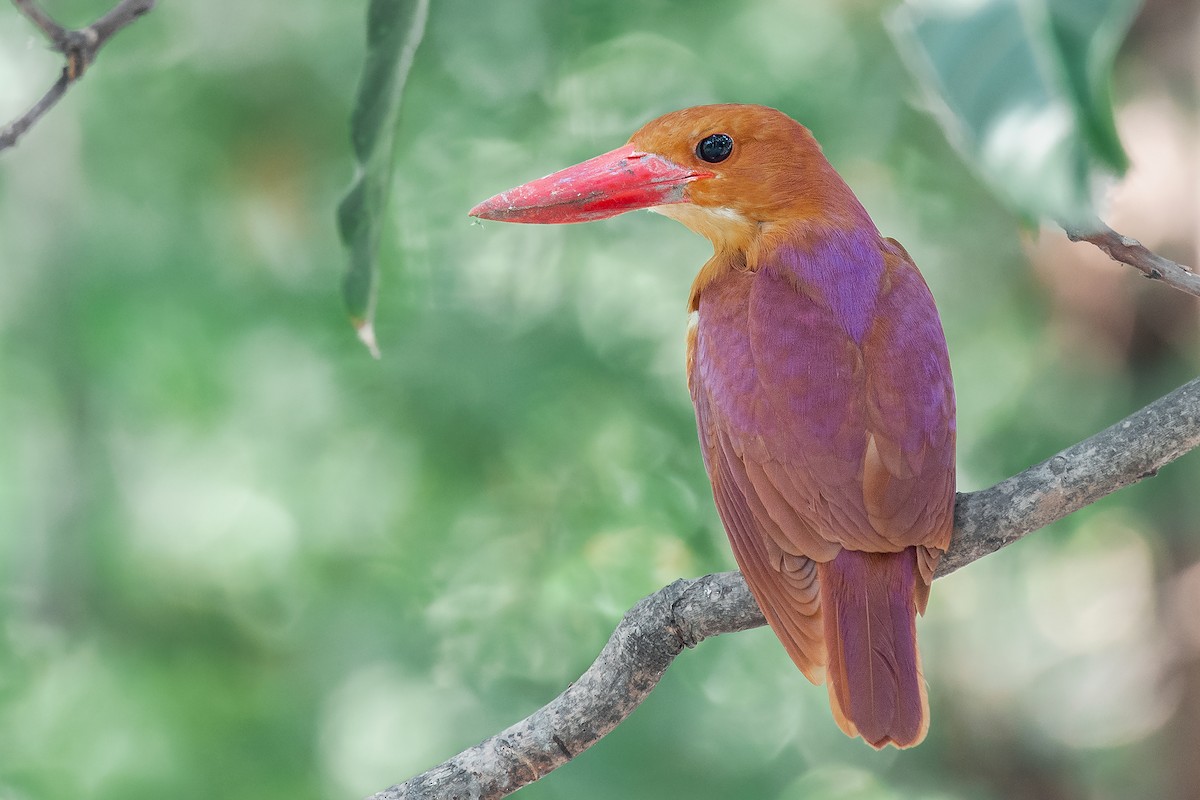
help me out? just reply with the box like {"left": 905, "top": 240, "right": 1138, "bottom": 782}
{"left": 818, "top": 547, "right": 929, "bottom": 749}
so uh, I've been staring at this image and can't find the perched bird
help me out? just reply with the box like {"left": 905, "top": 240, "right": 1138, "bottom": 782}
{"left": 470, "top": 104, "right": 955, "bottom": 749}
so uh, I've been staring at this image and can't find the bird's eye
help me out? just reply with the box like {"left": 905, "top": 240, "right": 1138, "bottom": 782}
{"left": 696, "top": 133, "right": 733, "bottom": 163}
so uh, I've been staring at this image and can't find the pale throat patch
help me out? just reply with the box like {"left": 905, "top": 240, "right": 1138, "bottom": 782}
{"left": 651, "top": 204, "right": 754, "bottom": 250}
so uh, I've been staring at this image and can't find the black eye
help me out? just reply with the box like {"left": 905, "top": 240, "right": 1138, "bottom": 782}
{"left": 696, "top": 133, "right": 733, "bottom": 163}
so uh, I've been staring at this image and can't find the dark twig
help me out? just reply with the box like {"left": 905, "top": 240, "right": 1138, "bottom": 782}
{"left": 1063, "top": 218, "right": 1200, "bottom": 299}
{"left": 88, "top": 0, "right": 155, "bottom": 44}
{"left": 12, "top": 0, "right": 66, "bottom": 39}
{"left": 1, "top": 0, "right": 155, "bottom": 152}
{"left": 370, "top": 374, "right": 1200, "bottom": 800}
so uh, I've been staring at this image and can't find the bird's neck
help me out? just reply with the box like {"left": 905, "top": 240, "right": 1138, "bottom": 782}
{"left": 686, "top": 197, "right": 880, "bottom": 315}
{"left": 682, "top": 158, "right": 880, "bottom": 313}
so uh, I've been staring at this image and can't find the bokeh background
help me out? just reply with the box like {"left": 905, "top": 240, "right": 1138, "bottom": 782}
{"left": 2, "top": 1, "right": 1199, "bottom": 798}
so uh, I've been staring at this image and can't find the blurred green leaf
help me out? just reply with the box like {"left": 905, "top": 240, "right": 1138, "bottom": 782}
{"left": 889, "top": 0, "right": 1139, "bottom": 224}
{"left": 336, "top": 0, "right": 430, "bottom": 357}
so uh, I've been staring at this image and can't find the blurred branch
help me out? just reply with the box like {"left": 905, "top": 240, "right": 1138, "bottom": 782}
{"left": 374, "top": 570, "right": 766, "bottom": 800}
{"left": 1063, "top": 218, "right": 1200, "bottom": 298}
{"left": 371, "top": 374, "right": 1200, "bottom": 799}
{"left": 0, "top": 0, "right": 155, "bottom": 153}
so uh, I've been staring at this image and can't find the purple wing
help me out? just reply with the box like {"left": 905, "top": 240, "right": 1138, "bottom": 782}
{"left": 694, "top": 232, "right": 954, "bottom": 560}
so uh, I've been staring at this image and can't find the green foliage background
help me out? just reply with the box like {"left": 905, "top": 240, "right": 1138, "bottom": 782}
{"left": 1, "top": 1, "right": 1198, "bottom": 799}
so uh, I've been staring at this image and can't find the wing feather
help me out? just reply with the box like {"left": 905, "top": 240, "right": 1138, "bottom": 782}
{"left": 741, "top": 240, "right": 955, "bottom": 560}
{"left": 691, "top": 319, "right": 827, "bottom": 679}
{"left": 709, "top": 428, "right": 827, "bottom": 679}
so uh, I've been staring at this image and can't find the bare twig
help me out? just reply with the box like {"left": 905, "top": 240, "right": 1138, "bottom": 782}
{"left": 1, "top": 0, "right": 155, "bottom": 152}
{"left": 1063, "top": 218, "right": 1200, "bottom": 299}
{"left": 370, "top": 374, "right": 1200, "bottom": 800}
{"left": 12, "top": 0, "right": 66, "bottom": 39}
{"left": 88, "top": 0, "right": 155, "bottom": 44}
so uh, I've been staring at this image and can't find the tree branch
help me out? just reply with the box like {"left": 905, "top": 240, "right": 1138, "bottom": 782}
{"left": 1062, "top": 218, "right": 1200, "bottom": 299}
{"left": 12, "top": 0, "right": 66, "bottom": 40}
{"left": 0, "top": 0, "right": 155, "bottom": 153}
{"left": 370, "top": 374, "right": 1200, "bottom": 799}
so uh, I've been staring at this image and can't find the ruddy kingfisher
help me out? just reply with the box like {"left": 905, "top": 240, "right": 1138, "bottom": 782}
{"left": 470, "top": 104, "right": 955, "bottom": 749}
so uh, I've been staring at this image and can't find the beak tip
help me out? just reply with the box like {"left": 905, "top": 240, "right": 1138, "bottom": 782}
{"left": 467, "top": 201, "right": 497, "bottom": 221}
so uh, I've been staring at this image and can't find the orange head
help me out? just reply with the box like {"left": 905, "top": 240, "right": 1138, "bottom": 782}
{"left": 470, "top": 104, "right": 865, "bottom": 252}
